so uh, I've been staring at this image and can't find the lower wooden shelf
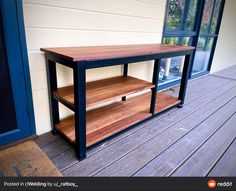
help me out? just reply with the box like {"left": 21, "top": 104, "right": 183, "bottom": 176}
{"left": 55, "top": 92, "right": 180, "bottom": 147}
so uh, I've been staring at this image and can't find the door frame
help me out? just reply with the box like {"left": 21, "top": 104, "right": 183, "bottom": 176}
{"left": 0, "top": 0, "right": 35, "bottom": 145}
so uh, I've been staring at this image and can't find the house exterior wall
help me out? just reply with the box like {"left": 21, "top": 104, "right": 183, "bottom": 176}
{"left": 23, "top": 0, "right": 167, "bottom": 135}
{"left": 211, "top": 0, "right": 236, "bottom": 73}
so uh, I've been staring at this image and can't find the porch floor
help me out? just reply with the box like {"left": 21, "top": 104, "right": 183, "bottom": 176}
{"left": 36, "top": 65, "right": 236, "bottom": 177}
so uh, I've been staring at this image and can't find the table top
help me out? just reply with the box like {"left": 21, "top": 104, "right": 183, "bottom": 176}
{"left": 41, "top": 44, "right": 194, "bottom": 62}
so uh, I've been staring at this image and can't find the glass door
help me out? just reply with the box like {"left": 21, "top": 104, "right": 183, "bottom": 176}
{"left": 192, "top": 0, "right": 224, "bottom": 76}
{"left": 161, "top": 0, "right": 225, "bottom": 89}
{"left": 160, "top": 0, "right": 198, "bottom": 87}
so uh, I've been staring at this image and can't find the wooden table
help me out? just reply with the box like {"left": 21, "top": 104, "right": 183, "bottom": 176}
{"left": 41, "top": 44, "right": 194, "bottom": 160}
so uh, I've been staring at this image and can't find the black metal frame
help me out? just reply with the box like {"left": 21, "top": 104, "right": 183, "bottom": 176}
{"left": 74, "top": 65, "right": 87, "bottom": 160}
{"left": 45, "top": 49, "right": 193, "bottom": 161}
{"left": 150, "top": 59, "right": 160, "bottom": 115}
{"left": 45, "top": 56, "right": 59, "bottom": 135}
{"left": 122, "top": 64, "right": 128, "bottom": 101}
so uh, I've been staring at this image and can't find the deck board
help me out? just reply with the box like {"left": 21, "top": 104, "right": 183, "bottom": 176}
{"left": 208, "top": 138, "right": 236, "bottom": 177}
{"left": 41, "top": 138, "right": 71, "bottom": 158}
{"left": 35, "top": 132, "right": 61, "bottom": 148}
{"left": 134, "top": 98, "right": 236, "bottom": 176}
{"left": 92, "top": 87, "right": 236, "bottom": 177}
{"left": 213, "top": 65, "right": 236, "bottom": 80}
{"left": 172, "top": 113, "right": 236, "bottom": 176}
{"left": 36, "top": 66, "right": 236, "bottom": 176}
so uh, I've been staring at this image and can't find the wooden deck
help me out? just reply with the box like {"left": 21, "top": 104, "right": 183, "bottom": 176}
{"left": 36, "top": 66, "right": 236, "bottom": 177}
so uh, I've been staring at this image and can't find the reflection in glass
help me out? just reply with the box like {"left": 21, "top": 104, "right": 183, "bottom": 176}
{"left": 167, "top": 0, "right": 185, "bottom": 31}
{"left": 192, "top": 37, "right": 214, "bottom": 74}
{"left": 200, "top": 0, "right": 214, "bottom": 34}
{"left": 166, "top": 0, "right": 197, "bottom": 31}
{"left": 186, "top": 0, "right": 198, "bottom": 30}
{"left": 210, "top": 0, "right": 222, "bottom": 34}
{"left": 159, "top": 37, "right": 191, "bottom": 84}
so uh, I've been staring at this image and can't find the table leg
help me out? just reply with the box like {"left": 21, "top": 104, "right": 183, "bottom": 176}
{"left": 150, "top": 59, "right": 160, "bottom": 115}
{"left": 45, "top": 57, "right": 59, "bottom": 135}
{"left": 178, "top": 54, "right": 192, "bottom": 107}
{"left": 74, "top": 65, "right": 87, "bottom": 160}
{"left": 122, "top": 64, "right": 128, "bottom": 101}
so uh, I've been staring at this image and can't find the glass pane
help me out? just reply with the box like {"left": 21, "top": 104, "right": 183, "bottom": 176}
{"left": 160, "top": 37, "right": 191, "bottom": 84}
{"left": 200, "top": 0, "right": 214, "bottom": 34}
{"left": 185, "top": 0, "right": 198, "bottom": 30}
{"left": 192, "top": 37, "right": 214, "bottom": 74}
{"left": 163, "top": 37, "right": 179, "bottom": 45}
{"left": 210, "top": 0, "right": 222, "bottom": 34}
{"left": 167, "top": 0, "right": 185, "bottom": 31}
{"left": 166, "top": 0, "right": 197, "bottom": 31}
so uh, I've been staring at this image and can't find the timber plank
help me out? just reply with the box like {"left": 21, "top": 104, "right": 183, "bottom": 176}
{"left": 51, "top": 111, "right": 174, "bottom": 171}
{"left": 134, "top": 98, "right": 236, "bottom": 176}
{"left": 214, "top": 65, "right": 236, "bottom": 80}
{"left": 62, "top": 85, "right": 236, "bottom": 176}
{"left": 35, "top": 132, "right": 61, "bottom": 147}
{"left": 165, "top": 75, "right": 229, "bottom": 103}
{"left": 41, "top": 44, "right": 194, "bottom": 62}
{"left": 172, "top": 113, "right": 236, "bottom": 176}
{"left": 53, "top": 76, "right": 154, "bottom": 108}
{"left": 182, "top": 76, "right": 229, "bottom": 103}
{"left": 41, "top": 138, "right": 71, "bottom": 159}
{"left": 208, "top": 138, "right": 236, "bottom": 177}
{"left": 55, "top": 92, "right": 179, "bottom": 146}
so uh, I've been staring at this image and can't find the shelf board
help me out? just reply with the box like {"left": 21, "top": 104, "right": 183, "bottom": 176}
{"left": 55, "top": 92, "right": 180, "bottom": 147}
{"left": 41, "top": 44, "right": 195, "bottom": 62}
{"left": 53, "top": 76, "right": 154, "bottom": 108}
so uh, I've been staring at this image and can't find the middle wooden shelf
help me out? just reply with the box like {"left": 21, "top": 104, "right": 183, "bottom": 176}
{"left": 53, "top": 76, "right": 155, "bottom": 109}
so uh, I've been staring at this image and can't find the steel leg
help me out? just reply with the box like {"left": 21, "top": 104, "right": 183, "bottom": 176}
{"left": 178, "top": 54, "right": 192, "bottom": 107}
{"left": 122, "top": 64, "right": 128, "bottom": 101}
{"left": 45, "top": 57, "right": 59, "bottom": 135}
{"left": 74, "top": 65, "right": 87, "bottom": 160}
{"left": 150, "top": 60, "right": 161, "bottom": 115}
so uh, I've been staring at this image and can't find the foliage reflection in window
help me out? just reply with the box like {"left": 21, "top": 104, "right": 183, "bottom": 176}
{"left": 166, "top": 0, "right": 198, "bottom": 31}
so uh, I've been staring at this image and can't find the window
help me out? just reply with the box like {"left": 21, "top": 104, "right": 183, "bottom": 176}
{"left": 192, "top": 0, "right": 223, "bottom": 75}
{"left": 161, "top": 0, "right": 225, "bottom": 87}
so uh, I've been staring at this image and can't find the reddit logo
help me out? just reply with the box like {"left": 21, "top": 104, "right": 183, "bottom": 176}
{"left": 208, "top": 179, "right": 217, "bottom": 189}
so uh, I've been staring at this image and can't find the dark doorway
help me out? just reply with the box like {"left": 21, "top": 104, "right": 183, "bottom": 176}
{"left": 0, "top": 10, "right": 18, "bottom": 134}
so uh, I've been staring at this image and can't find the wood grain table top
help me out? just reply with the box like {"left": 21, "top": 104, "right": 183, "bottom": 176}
{"left": 41, "top": 44, "right": 195, "bottom": 62}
